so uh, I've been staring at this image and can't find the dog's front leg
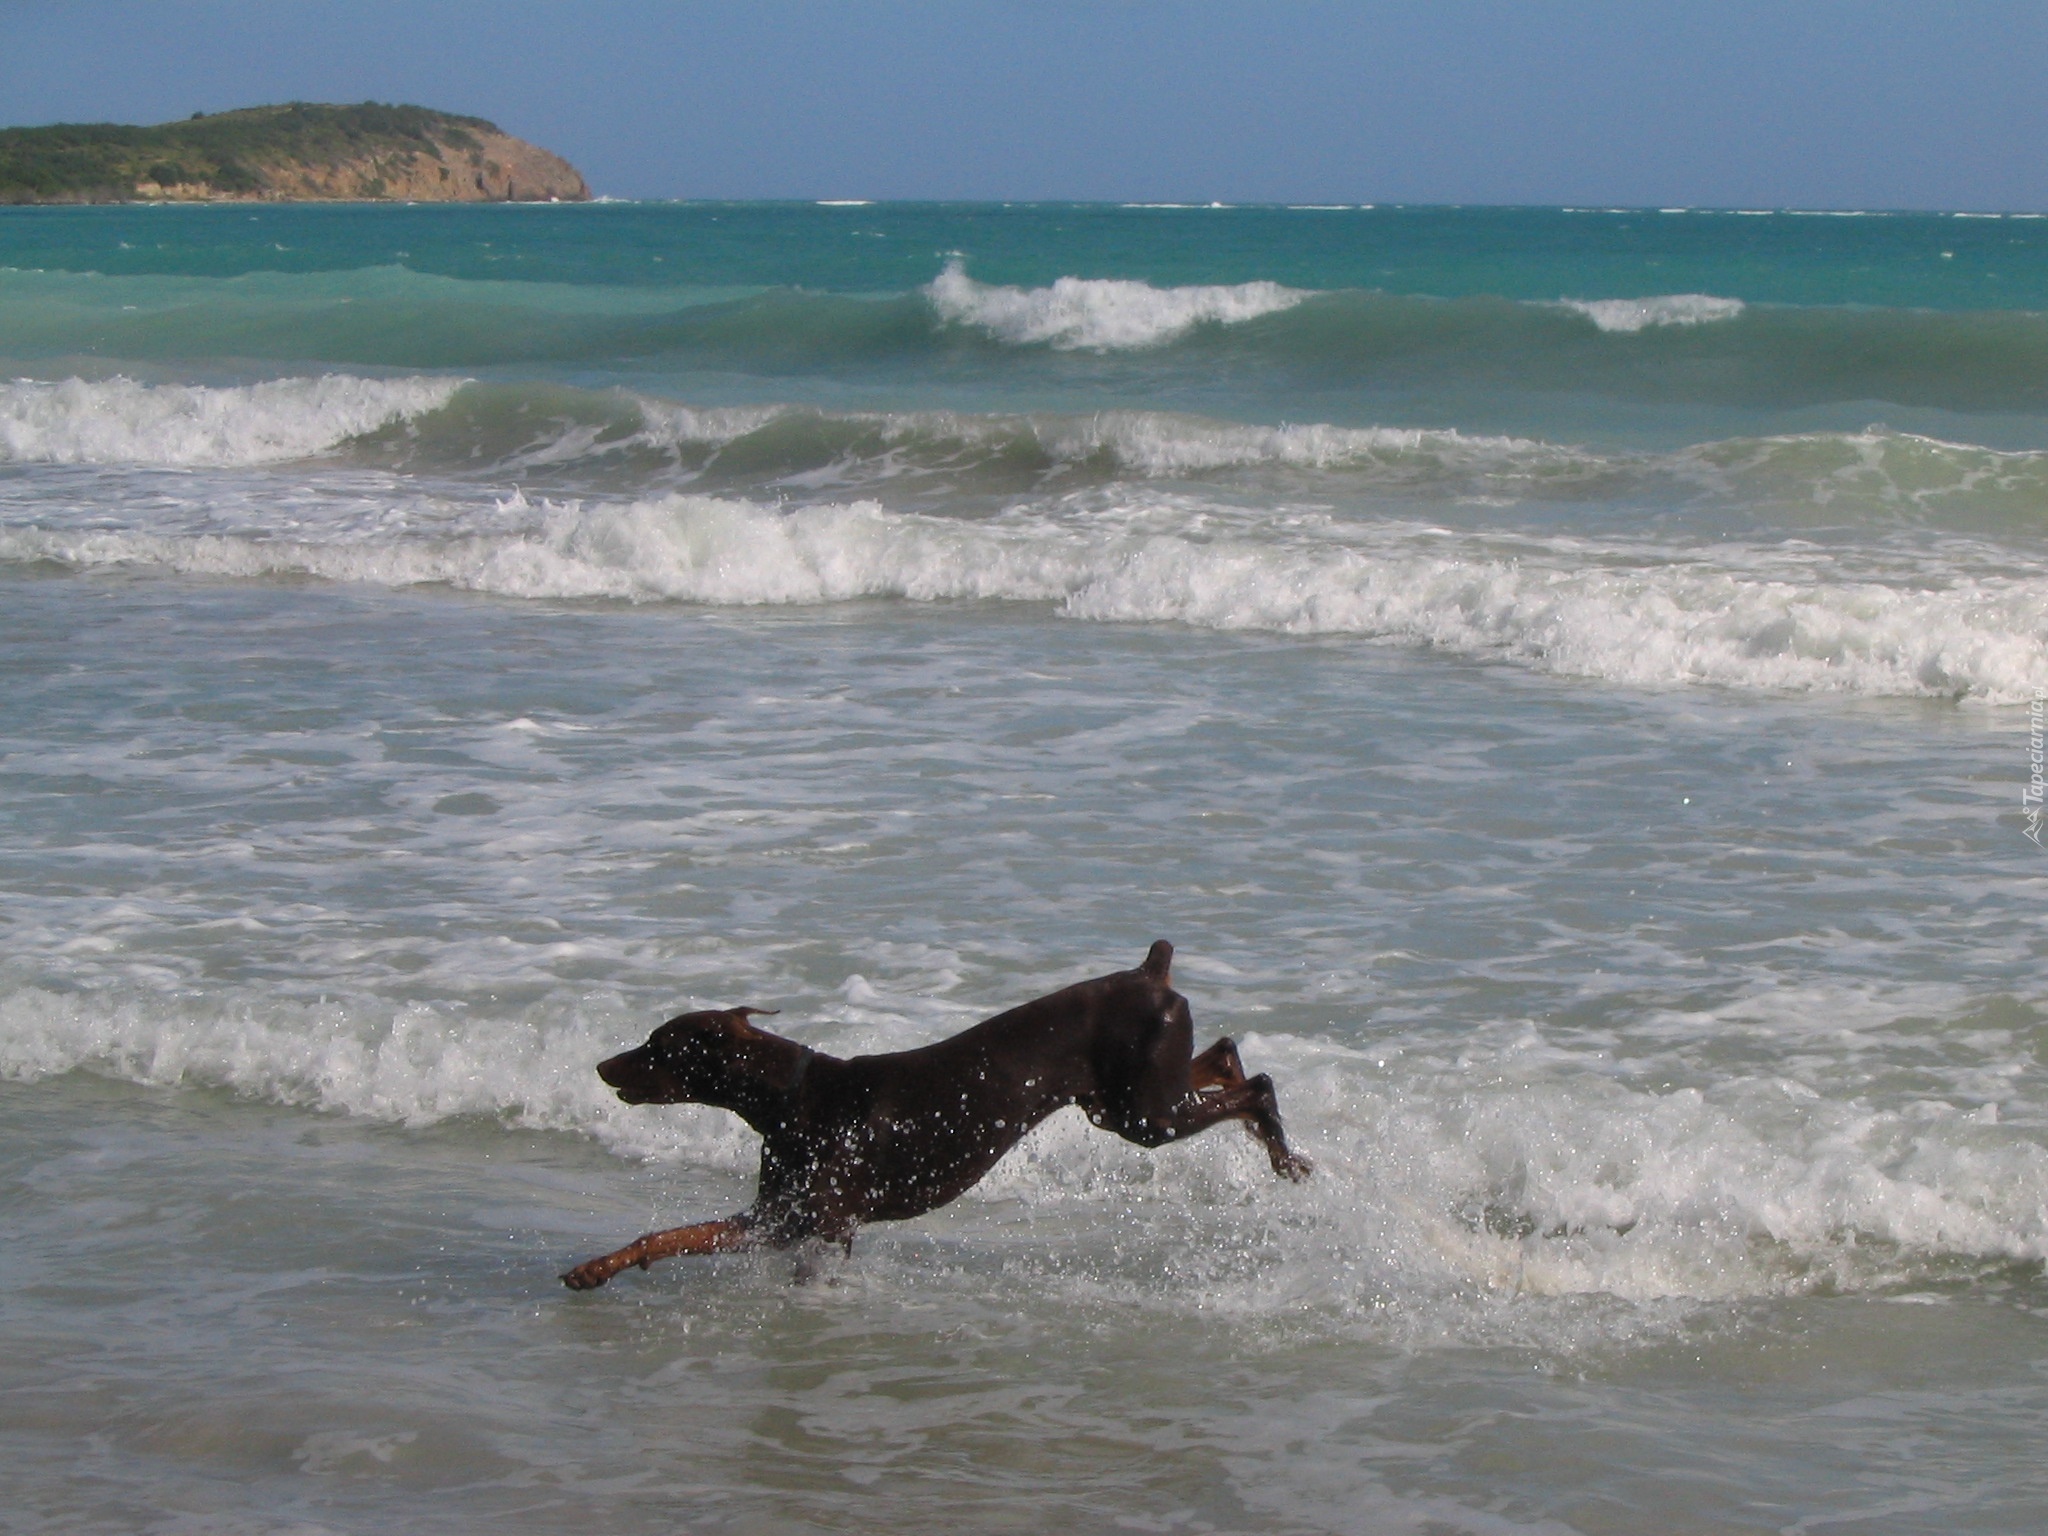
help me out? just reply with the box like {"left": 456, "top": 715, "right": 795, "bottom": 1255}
{"left": 1105, "top": 1077, "right": 1314, "bottom": 1182}
{"left": 561, "top": 1216, "right": 757, "bottom": 1290}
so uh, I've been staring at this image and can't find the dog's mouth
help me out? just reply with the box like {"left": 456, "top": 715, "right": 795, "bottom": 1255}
{"left": 597, "top": 1048, "right": 657, "bottom": 1102}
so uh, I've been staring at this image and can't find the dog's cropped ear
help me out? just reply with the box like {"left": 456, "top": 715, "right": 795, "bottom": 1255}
{"left": 729, "top": 1006, "right": 780, "bottom": 1022}
{"left": 1140, "top": 940, "right": 1173, "bottom": 982}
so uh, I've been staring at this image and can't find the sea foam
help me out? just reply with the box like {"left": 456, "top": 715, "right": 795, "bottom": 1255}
{"left": 926, "top": 258, "right": 1304, "bottom": 349}
{"left": 0, "top": 374, "right": 463, "bottom": 467}
{"left": 1557, "top": 294, "right": 1746, "bottom": 332}
{"left": 6, "top": 492, "right": 2042, "bottom": 702}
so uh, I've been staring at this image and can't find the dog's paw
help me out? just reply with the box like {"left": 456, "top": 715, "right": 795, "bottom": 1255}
{"left": 1273, "top": 1151, "right": 1314, "bottom": 1182}
{"left": 560, "top": 1260, "right": 613, "bottom": 1291}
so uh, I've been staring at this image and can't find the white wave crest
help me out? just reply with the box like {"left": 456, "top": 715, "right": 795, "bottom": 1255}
{"left": 1058, "top": 536, "right": 2048, "bottom": 703}
{"left": 926, "top": 258, "right": 1304, "bottom": 349}
{"left": 6, "top": 493, "right": 2042, "bottom": 702}
{"left": 1557, "top": 294, "right": 1746, "bottom": 333}
{"left": 0, "top": 374, "right": 464, "bottom": 467}
{"left": 1032, "top": 413, "right": 1575, "bottom": 478}
{"left": 629, "top": 398, "right": 798, "bottom": 449}
{"left": 1272, "top": 1044, "right": 2048, "bottom": 1313}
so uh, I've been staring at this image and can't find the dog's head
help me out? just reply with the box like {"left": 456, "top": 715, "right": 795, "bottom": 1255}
{"left": 1131, "top": 938, "right": 1192, "bottom": 1027}
{"left": 596, "top": 1006, "right": 788, "bottom": 1105}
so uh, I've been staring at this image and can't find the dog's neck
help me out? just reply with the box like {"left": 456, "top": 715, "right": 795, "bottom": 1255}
{"left": 705, "top": 1034, "right": 817, "bottom": 1131}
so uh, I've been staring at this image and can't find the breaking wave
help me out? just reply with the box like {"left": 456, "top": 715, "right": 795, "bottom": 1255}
{"left": 0, "top": 374, "right": 462, "bottom": 466}
{"left": 5, "top": 981, "right": 2045, "bottom": 1326}
{"left": 925, "top": 257, "right": 1305, "bottom": 349}
{"left": 1557, "top": 294, "right": 1746, "bottom": 332}
{"left": 12, "top": 375, "right": 2048, "bottom": 533}
{"left": 3, "top": 375, "right": 2042, "bottom": 702}
{"left": 6, "top": 492, "right": 2041, "bottom": 701}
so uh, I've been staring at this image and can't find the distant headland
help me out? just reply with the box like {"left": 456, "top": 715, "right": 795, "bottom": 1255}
{"left": 0, "top": 102, "right": 590, "bottom": 204}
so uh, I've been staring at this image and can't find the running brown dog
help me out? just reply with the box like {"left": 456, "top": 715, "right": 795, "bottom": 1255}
{"left": 562, "top": 941, "right": 1311, "bottom": 1289}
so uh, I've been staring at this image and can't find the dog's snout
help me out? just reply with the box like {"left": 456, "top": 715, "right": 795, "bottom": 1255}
{"left": 597, "top": 1049, "right": 642, "bottom": 1091}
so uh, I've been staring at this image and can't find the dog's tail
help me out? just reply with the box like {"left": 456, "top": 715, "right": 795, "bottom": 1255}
{"left": 1140, "top": 940, "right": 1173, "bottom": 982}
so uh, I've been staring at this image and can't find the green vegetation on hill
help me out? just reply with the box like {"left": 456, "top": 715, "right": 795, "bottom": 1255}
{"left": 0, "top": 102, "right": 497, "bottom": 203}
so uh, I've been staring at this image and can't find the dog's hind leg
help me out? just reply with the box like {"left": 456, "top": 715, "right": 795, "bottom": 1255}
{"left": 561, "top": 1216, "right": 758, "bottom": 1291}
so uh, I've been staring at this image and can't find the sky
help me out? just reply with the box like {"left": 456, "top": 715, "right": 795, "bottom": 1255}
{"left": 3, "top": 0, "right": 2045, "bottom": 209}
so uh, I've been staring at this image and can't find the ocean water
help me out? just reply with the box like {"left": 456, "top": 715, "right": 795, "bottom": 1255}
{"left": 2, "top": 200, "right": 2046, "bottom": 1535}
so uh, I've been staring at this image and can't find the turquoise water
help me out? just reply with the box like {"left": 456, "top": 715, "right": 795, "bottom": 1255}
{"left": 8, "top": 202, "right": 2046, "bottom": 304}
{"left": 7, "top": 202, "right": 2048, "bottom": 444}
{"left": 2, "top": 203, "right": 2046, "bottom": 1533}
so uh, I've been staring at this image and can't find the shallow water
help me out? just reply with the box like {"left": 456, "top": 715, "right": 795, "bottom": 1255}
{"left": 3, "top": 203, "right": 2046, "bottom": 1532}
{"left": 9, "top": 1076, "right": 2047, "bottom": 1536}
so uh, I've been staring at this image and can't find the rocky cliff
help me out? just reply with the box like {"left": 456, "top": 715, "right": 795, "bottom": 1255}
{"left": 0, "top": 103, "right": 591, "bottom": 204}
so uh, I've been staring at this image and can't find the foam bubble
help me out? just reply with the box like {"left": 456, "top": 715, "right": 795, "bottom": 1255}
{"left": 925, "top": 258, "right": 1304, "bottom": 349}
{"left": 0, "top": 375, "right": 464, "bottom": 467}
{"left": 1557, "top": 294, "right": 1746, "bottom": 333}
